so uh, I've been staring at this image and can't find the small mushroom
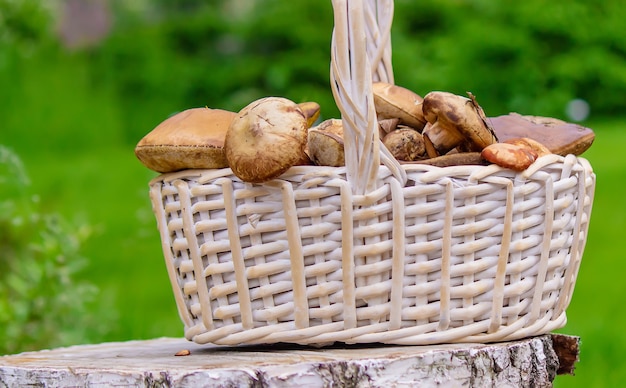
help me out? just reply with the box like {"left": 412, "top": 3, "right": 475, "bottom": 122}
{"left": 372, "top": 82, "right": 427, "bottom": 131}
{"left": 382, "top": 126, "right": 427, "bottom": 161}
{"left": 307, "top": 119, "right": 345, "bottom": 167}
{"left": 224, "top": 97, "right": 309, "bottom": 183}
{"left": 481, "top": 142, "right": 538, "bottom": 171}
{"left": 422, "top": 91, "right": 498, "bottom": 158}
{"left": 134, "top": 107, "right": 236, "bottom": 173}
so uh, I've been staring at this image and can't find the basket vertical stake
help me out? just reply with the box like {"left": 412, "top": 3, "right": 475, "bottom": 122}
{"left": 221, "top": 179, "right": 254, "bottom": 330}
{"left": 175, "top": 179, "right": 217, "bottom": 331}
{"left": 529, "top": 176, "right": 555, "bottom": 323}
{"left": 389, "top": 178, "right": 406, "bottom": 330}
{"left": 338, "top": 180, "right": 357, "bottom": 329}
{"left": 437, "top": 180, "right": 454, "bottom": 331}
{"left": 489, "top": 180, "right": 515, "bottom": 333}
{"left": 555, "top": 158, "right": 591, "bottom": 316}
{"left": 276, "top": 181, "right": 310, "bottom": 329}
{"left": 149, "top": 184, "right": 195, "bottom": 330}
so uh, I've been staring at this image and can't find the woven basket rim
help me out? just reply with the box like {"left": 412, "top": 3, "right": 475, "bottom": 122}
{"left": 149, "top": 153, "right": 591, "bottom": 184}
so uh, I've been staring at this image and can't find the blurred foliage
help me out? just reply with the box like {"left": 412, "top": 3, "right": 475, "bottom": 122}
{"left": 0, "top": 0, "right": 54, "bottom": 48}
{"left": 3, "top": 0, "right": 626, "bottom": 150}
{"left": 93, "top": 0, "right": 337, "bottom": 145}
{"left": 392, "top": 0, "right": 626, "bottom": 119}
{"left": 0, "top": 146, "right": 114, "bottom": 355}
{"left": 99, "top": 0, "right": 626, "bottom": 144}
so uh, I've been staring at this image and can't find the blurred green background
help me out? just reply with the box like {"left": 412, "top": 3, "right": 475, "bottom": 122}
{"left": 1, "top": 0, "right": 625, "bottom": 386}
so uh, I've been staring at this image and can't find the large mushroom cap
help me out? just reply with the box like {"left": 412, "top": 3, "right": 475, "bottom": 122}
{"left": 373, "top": 82, "right": 426, "bottom": 130}
{"left": 224, "top": 96, "right": 309, "bottom": 183}
{"left": 489, "top": 113, "right": 595, "bottom": 156}
{"left": 135, "top": 107, "right": 236, "bottom": 173}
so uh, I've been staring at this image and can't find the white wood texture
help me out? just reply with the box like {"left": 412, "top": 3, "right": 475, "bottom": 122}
{"left": 0, "top": 335, "right": 564, "bottom": 387}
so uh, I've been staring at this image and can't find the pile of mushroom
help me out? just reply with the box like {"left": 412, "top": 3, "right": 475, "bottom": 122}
{"left": 135, "top": 98, "right": 319, "bottom": 180}
{"left": 135, "top": 84, "right": 595, "bottom": 182}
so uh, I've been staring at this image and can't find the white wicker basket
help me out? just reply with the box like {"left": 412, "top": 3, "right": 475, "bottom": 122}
{"left": 148, "top": 0, "right": 595, "bottom": 346}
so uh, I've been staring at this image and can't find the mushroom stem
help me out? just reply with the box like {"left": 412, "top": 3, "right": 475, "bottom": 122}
{"left": 422, "top": 121, "right": 465, "bottom": 158}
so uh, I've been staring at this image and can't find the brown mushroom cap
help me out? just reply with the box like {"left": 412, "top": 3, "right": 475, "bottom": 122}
{"left": 489, "top": 113, "right": 595, "bottom": 156}
{"left": 372, "top": 82, "right": 427, "bottom": 130}
{"left": 422, "top": 91, "right": 498, "bottom": 157}
{"left": 134, "top": 107, "right": 236, "bottom": 173}
{"left": 224, "top": 96, "right": 309, "bottom": 183}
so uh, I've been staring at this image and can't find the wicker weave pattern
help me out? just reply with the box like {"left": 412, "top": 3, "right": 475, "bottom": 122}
{"left": 149, "top": 152, "right": 594, "bottom": 345}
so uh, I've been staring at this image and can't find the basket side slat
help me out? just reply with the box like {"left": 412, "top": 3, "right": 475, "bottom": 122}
{"left": 389, "top": 178, "right": 405, "bottom": 330}
{"left": 437, "top": 180, "right": 454, "bottom": 331}
{"left": 243, "top": 192, "right": 279, "bottom": 326}
{"left": 460, "top": 177, "right": 478, "bottom": 328}
{"left": 275, "top": 180, "right": 310, "bottom": 328}
{"left": 554, "top": 157, "right": 594, "bottom": 315}
{"left": 529, "top": 175, "right": 555, "bottom": 323}
{"left": 220, "top": 178, "right": 253, "bottom": 330}
{"left": 149, "top": 184, "right": 195, "bottom": 330}
{"left": 175, "top": 179, "right": 216, "bottom": 332}
{"left": 488, "top": 180, "right": 514, "bottom": 333}
{"left": 335, "top": 179, "right": 357, "bottom": 329}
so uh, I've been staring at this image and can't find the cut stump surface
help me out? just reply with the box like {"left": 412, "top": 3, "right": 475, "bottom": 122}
{"left": 0, "top": 334, "right": 578, "bottom": 387}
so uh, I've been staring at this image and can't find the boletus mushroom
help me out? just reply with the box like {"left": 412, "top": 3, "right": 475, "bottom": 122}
{"left": 489, "top": 113, "right": 595, "bottom": 156}
{"left": 224, "top": 96, "right": 309, "bottom": 183}
{"left": 372, "top": 82, "right": 427, "bottom": 131}
{"left": 382, "top": 126, "right": 427, "bottom": 161}
{"left": 422, "top": 91, "right": 498, "bottom": 158}
{"left": 307, "top": 118, "right": 345, "bottom": 167}
{"left": 134, "top": 107, "right": 236, "bottom": 173}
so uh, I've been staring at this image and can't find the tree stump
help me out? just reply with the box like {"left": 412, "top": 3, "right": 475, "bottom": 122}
{"left": 0, "top": 334, "right": 578, "bottom": 387}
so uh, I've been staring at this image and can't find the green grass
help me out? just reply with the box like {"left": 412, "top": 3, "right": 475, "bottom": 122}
{"left": 14, "top": 147, "right": 181, "bottom": 342}
{"left": 1, "top": 46, "right": 183, "bottom": 342}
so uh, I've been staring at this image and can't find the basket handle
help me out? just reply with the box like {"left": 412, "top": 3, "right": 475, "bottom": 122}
{"left": 330, "top": 0, "right": 406, "bottom": 194}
